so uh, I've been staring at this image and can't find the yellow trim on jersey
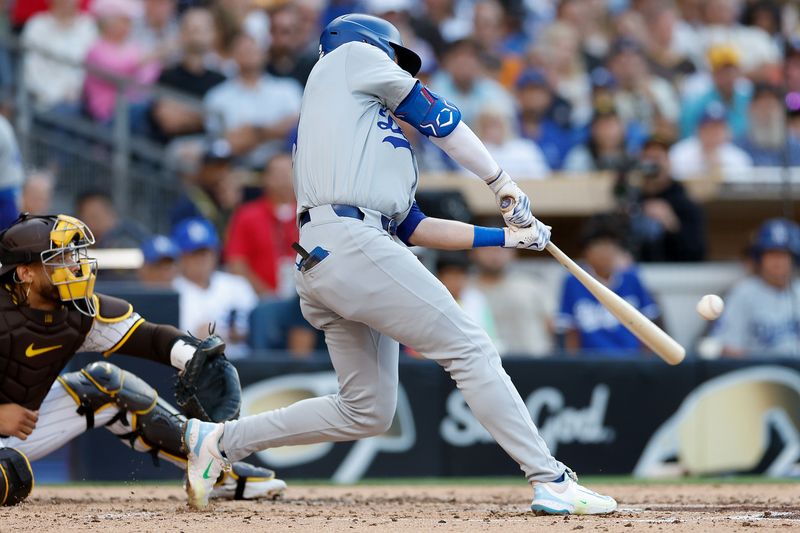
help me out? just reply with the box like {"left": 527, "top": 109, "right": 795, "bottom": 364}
{"left": 56, "top": 377, "right": 81, "bottom": 406}
{"left": 0, "top": 461, "right": 9, "bottom": 506}
{"left": 102, "top": 317, "right": 145, "bottom": 357}
{"left": 93, "top": 294, "right": 134, "bottom": 324}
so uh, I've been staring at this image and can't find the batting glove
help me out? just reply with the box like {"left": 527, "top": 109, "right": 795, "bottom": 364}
{"left": 503, "top": 220, "right": 551, "bottom": 251}
{"left": 486, "top": 170, "right": 534, "bottom": 228}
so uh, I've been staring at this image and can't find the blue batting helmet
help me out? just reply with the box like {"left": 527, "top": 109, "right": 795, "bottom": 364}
{"left": 752, "top": 218, "right": 800, "bottom": 260}
{"left": 320, "top": 14, "right": 422, "bottom": 76}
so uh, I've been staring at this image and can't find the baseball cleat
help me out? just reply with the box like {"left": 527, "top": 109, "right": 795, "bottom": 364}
{"left": 211, "top": 462, "right": 287, "bottom": 501}
{"left": 530, "top": 470, "right": 617, "bottom": 515}
{"left": 183, "top": 418, "right": 229, "bottom": 509}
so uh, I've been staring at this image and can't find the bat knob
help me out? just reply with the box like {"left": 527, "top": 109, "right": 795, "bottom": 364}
{"left": 500, "top": 197, "right": 513, "bottom": 210}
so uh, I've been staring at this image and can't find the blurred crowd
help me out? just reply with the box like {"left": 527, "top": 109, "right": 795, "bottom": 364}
{"left": 1, "top": 0, "right": 799, "bottom": 359}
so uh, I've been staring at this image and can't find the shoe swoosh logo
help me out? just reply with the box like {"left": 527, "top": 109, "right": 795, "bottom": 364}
{"left": 203, "top": 460, "right": 215, "bottom": 479}
{"left": 25, "top": 343, "right": 63, "bottom": 357}
{"left": 579, "top": 499, "right": 588, "bottom": 505}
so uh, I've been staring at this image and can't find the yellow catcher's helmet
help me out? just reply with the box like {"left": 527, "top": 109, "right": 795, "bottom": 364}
{"left": 0, "top": 213, "right": 98, "bottom": 316}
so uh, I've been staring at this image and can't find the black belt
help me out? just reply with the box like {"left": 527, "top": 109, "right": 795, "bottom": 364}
{"left": 299, "top": 204, "right": 397, "bottom": 235}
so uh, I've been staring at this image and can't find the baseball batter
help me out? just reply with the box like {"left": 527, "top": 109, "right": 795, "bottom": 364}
{"left": 0, "top": 214, "right": 285, "bottom": 505}
{"left": 185, "top": 14, "right": 616, "bottom": 515}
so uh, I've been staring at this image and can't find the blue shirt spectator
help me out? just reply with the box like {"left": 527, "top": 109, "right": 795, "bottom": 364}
{"left": 680, "top": 44, "right": 752, "bottom": 139}
{"left": 555, "top": 218, "right": 660, "bottom": 355}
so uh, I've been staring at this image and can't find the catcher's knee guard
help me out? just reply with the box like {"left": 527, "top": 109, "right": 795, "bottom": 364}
{"left": 0, "top": 448, "right": 34, "bottom": 506}
{"left": 59, "top": 361, "right": 187, "bottom": 465}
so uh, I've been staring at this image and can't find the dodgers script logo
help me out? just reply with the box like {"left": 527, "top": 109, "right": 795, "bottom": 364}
{"left": 378, "top": 108, "right": 411, "bottom": 150}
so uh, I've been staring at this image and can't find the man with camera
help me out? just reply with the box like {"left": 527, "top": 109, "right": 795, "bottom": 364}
{"left": 633, "top": 136, "right": 706, "bottom": 262}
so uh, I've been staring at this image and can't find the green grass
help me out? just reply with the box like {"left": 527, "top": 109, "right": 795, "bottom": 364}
{"left": 48, "top": 475, "right": 799, "bottom": 488}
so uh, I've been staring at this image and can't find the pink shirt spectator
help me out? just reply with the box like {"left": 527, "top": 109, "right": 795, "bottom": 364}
{"left": 83, "top": 40, "right": 160, "bottom": 121}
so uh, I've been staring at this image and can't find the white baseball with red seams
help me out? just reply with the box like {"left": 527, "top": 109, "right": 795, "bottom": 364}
{"left": 697, "top": 294, "right": 725, "bottom": 320}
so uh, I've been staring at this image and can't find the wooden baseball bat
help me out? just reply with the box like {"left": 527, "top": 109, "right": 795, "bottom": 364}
{"left": 545, "top": 241, "right": 685, "bottom": 365}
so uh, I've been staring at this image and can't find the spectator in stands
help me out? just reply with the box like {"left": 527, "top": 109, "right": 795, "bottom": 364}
{"left": 149, "top": 7, "right": 226, "bottom": 143}
{"left": 210, "top": 0, "right": 270, "bottom": 62}
{"left": 138, "top": 234, "right": 179, "bottom": 287}
{"left": 643, "top": 4, "right": 696, "bottom": 83}
{"left": 225, "top": 152, "right": 298, "bottom": 297}
{"left": 680, "top": 44, "right": 752, "bottom": 139}
{"left": 700, "top": 0, "right": 781, "bottom": 78}
{"left": 430, "top": 38, "right": 515, "bottom": 127}
{"left": 172, "top": 217, "right": 257, "bottom": 358}
{"left": 738, "top": 84, "right": 800, "bottom": 166}
{"left": 170, "top": 141, "right": 241, "bottom": 240}
{"left": 130, "top": 0, "right": 179, "bottom": 62}
{"left": 75, "top": 189, "right": 150, "bottom": 248}
{"left": 634, "top": 136, "right": 707, "bottom": 262}
{"left": 21, "top": 0, "right": 98, "bottom": 111}
{"left": 787, "top": 41, "right": 800, "bottom": 94}
{"left": 531, "top": 22, "right": 592, "bottom": 127}
{"left": 436, "top": 251, "right": 498, "bottom": 345}
{"left": 248, "top": 296, "right": 325, "bottom": 358}
{"left": 563, "top": 107, "right": 632, "bottom": 173}
{"left": 265, "top": 4, "right": 318, "bottom": 86}
{"left": 365, "top": 0, "right": 438, "bottom": 79}
{"left": 607, "top": 37, "right": 680, "bottom": 139}
{"left": 20, "top": 170, "right": 54, "bottom": 216}
{"left": 713, "top": 218, "right": 800, "bottom": 357}
{"left": 0, "top": 115, "right": 24, "bottom": 230}
{"left": 556, "top": 217, "right": 661, "bottom": 356}
{"left": 471, "top": 246, "right": 554, "bottom": 357}
{"left": 204, "top": 33, "right": 302, "bottom": 169}
{"left": 515, "top": 69, "right": 576, "bottom": 170}
{"left": 83, "top": 0, "right": 161, "bottom": 123}
{"left": 414, "top": 0, "right": 472, "bottom": 46}
{"left": 475, "top": 105, "right": 549, "bottom": 179}
{"left": 670, "top": 102, "right": 753, "bottom": 181}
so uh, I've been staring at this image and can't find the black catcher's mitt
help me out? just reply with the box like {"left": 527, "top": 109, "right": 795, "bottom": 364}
{"left": 175, "top": 334, "right": 242, "bottom": 422}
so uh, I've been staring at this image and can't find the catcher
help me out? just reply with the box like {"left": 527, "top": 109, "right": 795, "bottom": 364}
{"left": 0, "top": 213, "right": 285, "bottom": 505}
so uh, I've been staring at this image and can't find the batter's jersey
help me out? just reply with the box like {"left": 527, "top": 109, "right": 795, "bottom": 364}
{"left": 293, "top": 42, "right": 418, "bottom": 219}
{"left": 712, "top": 277, "right": 800, "bottom": 356}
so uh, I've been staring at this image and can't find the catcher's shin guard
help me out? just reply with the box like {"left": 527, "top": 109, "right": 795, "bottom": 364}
{"left": 59, "top": 361, "right": 187, "bottom": 466}
{"left": 0, "top": 448, "right": 34, "bottom": 506}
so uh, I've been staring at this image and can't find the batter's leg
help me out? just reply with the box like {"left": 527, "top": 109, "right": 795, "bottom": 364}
{"left": 221, "top": 315, "right": 400, "bottom": 461}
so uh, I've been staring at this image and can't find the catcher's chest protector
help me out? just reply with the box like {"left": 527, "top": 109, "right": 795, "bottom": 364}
{"left": 0, "top": 289, "right": 93, "bottom": 410}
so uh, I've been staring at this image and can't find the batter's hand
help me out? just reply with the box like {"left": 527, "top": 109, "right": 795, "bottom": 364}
{"left": 0, "top": 403, "right": 38, "bottom": 440}
{"left": 487, "top": 171, "right": 534, "bottom": 228}
{"left": 503, "top": 220, "right": 551, "bottom": 251}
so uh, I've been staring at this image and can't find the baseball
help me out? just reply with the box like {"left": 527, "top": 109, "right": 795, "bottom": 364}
{"left": 696, "top": 294, "right": 725, "bottom": 320}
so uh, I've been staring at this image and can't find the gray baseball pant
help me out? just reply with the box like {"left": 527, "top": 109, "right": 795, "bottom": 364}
{"left": 221, "top": 205, "right": 565, "bottom": 482}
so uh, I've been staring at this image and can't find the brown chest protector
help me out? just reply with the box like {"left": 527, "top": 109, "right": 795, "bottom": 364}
{"left": 0, "top": 289, "right": 93, "bottom": 409}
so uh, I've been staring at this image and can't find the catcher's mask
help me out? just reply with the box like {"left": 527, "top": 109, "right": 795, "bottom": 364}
{"left": 0, "top": 213, "right": 98, "bottom": 316}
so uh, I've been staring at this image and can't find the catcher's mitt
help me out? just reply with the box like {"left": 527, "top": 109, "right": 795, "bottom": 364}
{"left": 175, "top": 334, "right": 242, "bottom": 422}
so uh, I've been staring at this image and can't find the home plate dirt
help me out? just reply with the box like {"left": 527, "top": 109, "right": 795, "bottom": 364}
{"left": 2, "top": 483, "right": 798, "bottom": 532}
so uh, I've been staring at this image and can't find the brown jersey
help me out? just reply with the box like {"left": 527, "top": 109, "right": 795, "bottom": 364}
{"left": 0, "top": 290, "right": 143, "bottom": 410}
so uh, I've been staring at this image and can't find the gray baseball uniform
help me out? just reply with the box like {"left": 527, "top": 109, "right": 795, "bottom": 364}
{"left": 713, "top": 276, "right": 800, "bottom": 356}
{"left": 221, "top": 42, "right": 564, "bottom": 482}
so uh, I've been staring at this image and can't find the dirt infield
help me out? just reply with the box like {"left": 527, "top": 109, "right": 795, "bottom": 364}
{"left": 2, "top": 482, "right": 798, "bottom": 532}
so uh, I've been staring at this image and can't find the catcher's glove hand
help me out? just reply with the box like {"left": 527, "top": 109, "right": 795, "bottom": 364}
{"left": 175, "top": 334, "right": 242, "bottom": 422}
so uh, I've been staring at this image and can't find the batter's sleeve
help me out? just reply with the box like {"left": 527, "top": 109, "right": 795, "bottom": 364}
{"left": 344, "top": 42, "right": 417, "bottom": 112}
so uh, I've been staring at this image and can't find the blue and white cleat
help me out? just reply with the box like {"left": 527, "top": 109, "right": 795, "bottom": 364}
{"left": 531, "top": 470, "right": 617, "bottom": 515}
{"left": 183, "top": 418, "right": 229, "bottom": 509}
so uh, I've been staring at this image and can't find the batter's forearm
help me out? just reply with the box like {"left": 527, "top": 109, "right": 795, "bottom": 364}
{"left": 407, "top": 218, "right": 506, "bottom": 250}
{"left": 429, "top": 122, "right": 500, "bottom": 181}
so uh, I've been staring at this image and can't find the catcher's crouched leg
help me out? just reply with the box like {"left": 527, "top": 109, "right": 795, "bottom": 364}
{"left": 0, "top": 448, "right": 34, "bottom": 506}
{"left": 59, "top": 361, "right": 286, "bottom": 500}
